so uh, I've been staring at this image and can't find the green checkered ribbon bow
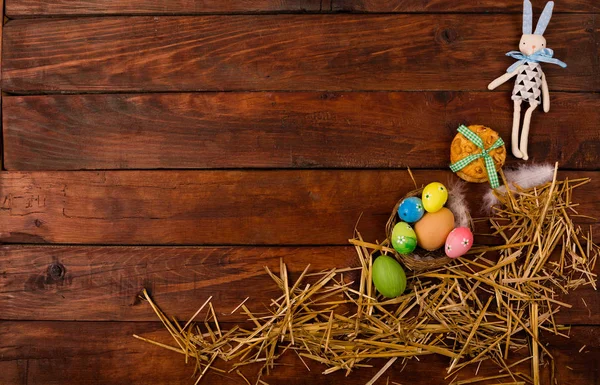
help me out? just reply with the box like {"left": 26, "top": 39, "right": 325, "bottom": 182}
{"left": 449, "top": 125, "right": 504, "bottom": 189}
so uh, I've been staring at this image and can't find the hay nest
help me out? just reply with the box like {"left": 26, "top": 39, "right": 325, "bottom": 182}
{"left": 385, "top": 186, "right": 454, "bottom": 271}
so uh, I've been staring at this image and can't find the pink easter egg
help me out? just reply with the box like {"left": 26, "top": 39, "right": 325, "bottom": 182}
{"left": 444, "top": 227, "right": 474, "bottom": 259}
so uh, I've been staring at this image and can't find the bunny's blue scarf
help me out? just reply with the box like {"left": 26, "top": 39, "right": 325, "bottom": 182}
{"left": 505, "top": 48, "right": 567, "bottom": 73}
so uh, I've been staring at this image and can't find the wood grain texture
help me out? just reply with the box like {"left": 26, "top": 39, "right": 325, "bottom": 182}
{"left": 5, "top": 0, "right": 323, "bottom": 17}
{"left": 4, "top": 0, "right": 599, "bottom": 16}
{"left": 1, "top": 321, "right": 598, "bottom": 385}
{"left": 0, "top": 0, "right": 4, "bottom": 170}
{"left": 332, "top": 0, "right": 600, "bottom": 13}
{"left": 3, "top": 92, "right": 599, "bottom": 170}
{"left": 1, "top": 245, "right": 597, "bottom": 324}
{"left": 1, "top": 170, "right": 597, "bottom": 245}
{"left": 2, "top": 15, "right": 597, "bottom": 93}
{"left": 0, "top": 0, "right": 4, "bottom": 84}
{"left": 0, "top": 246, "right": 358, "bottom": 322}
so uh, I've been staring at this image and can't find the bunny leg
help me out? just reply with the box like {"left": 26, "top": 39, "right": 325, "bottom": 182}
{"left": 511, "top": 99, "right": 523, "bottom": 159}
{"left": 519, "top": 102, "right": 538, "bottom": 161}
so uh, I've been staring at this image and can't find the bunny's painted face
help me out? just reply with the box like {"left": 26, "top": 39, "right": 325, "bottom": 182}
{"left": 519, "top": 34, "right": 547, "bottom": 56}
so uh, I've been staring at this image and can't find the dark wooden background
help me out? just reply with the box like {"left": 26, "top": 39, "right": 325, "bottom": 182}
{"left": 0, "top": 1, "right": 598, "bottom": 384}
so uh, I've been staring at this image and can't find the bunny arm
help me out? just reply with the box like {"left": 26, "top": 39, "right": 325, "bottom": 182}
{"left": 488, "top": 67, "right": 521, "bottom": 90}
{"left": 541, "top": 72, "right": 550, "bottom": 112}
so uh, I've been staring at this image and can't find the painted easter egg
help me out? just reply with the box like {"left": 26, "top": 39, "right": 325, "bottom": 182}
{"left": 414, "top": 208, "right": 455, "bottom": 251}
{"left": 391, "top": 222, "right": 418, "bottom": 255}
{"left": 398, "top": 197, "right": 425, "bottom": 223}
{"left": 445, "top": 227, "right": 474, "bottom": 259}
{"left": 371, "top": 255, "right": 407, "bottom": 298}
{"left": 422, "top": 182, "right": 448, "bottom": 213}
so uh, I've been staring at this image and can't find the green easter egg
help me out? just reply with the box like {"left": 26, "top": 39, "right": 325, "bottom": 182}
{"left": 391, "top": 222, "right": 418, "bottom": 255}
{"left": 422, "top": 182, "right": 448, "bottom": 213}
{"left": 371, "top": 255, "right": 407, "bottom": 298}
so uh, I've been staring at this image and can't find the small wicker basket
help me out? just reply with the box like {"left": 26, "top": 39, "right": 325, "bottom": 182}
{"left": 385, "top": 187, "right": 469, "bottom": 272}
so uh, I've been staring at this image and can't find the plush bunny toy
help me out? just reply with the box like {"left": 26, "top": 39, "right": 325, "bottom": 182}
{"left": 488, "top": 0, "right": 566, "bottom": 160}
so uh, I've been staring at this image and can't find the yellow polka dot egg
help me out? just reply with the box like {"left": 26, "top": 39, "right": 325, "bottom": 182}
{"left": 422, "top": 182, "right": 448, "bottom": 213}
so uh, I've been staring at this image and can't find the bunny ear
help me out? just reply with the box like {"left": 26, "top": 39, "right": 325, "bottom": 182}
{"left": 523, "top": 0, "right": 533, "bottom": 34}
{"left": 534, "top": 1, "right": 554, "bottom": 35}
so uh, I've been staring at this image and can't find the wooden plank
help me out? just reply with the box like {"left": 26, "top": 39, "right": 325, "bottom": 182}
{"left": 1, "top": 245, "right": 597, "bottom": 323}
{"left": 0, "top": 245, "right": 353, "bottom": 322}
{"left": 1, "top": 170, "right": 597, "bottom": 245}
{"left": 0, "top": 321, "right": 598, "bottom": 385}
{"left": 2, "top": 15, "right": 597, "bottom": 93}
{"left": 332, "top": 0, "right": 600, "bottom": 13}
{"left": 5, "top": 0, "right": 600, "bottom": 16}
{"left": 3, "top": 92, "right": 599, "bottom": 171}
{"left": 0, "top": 0, "right": 4, "bottom": 170}
{"left": 0, "top": 0, "right": 4, "bottom": 85}
{"left": 5, "top": 0, "right": 322, "bottom": 17}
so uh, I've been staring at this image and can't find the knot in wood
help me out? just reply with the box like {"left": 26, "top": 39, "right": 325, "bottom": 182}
{"left": 47, "top": 262, "right": 66, "bottom": 281}
{"left": 437, "top": 27, "right": 458, "bottom": 44}
{"left": 433, "top": 91, "right": 455, "bottom": 105}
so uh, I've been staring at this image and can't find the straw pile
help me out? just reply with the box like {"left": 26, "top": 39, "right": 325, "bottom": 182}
{"left": 135, "top": 167, "right": 597, "bottom": 385}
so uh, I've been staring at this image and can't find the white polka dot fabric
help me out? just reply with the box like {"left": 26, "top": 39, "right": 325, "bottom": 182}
{"left": 534, "top": 1, "right": 554, "bottom": 36}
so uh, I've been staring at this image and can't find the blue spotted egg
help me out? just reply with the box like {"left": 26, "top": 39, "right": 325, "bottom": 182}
{"left": 397, "top": 197, "right": 425, "bottom": 223}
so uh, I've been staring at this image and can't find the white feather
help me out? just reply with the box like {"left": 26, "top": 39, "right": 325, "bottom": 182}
{"left": 482, "top": 163, "right": 555, "bottom": 212}
{"left": 446, "top": 179, "right": 471, "bottom": 228}
{"left": 482, "top": 189, "right": 499, "bottom": 214}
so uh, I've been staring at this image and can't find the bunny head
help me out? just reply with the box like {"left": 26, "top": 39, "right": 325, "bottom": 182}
{"left": 520, "top": 0, "right": 554, "bottom": 55}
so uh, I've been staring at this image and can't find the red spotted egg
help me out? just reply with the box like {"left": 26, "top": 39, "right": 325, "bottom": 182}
{"left": 444, "top": 227, "right": 474, "bottom": 259}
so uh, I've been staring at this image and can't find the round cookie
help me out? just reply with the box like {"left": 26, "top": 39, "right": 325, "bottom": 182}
{"left": 450, "top": 125, "right": 506, "bottom": 183}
